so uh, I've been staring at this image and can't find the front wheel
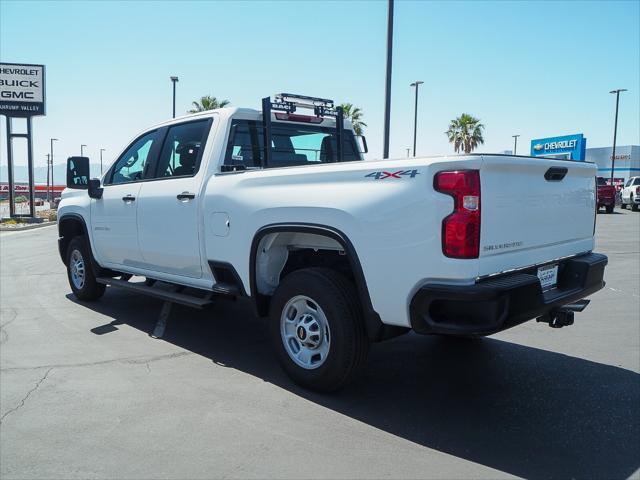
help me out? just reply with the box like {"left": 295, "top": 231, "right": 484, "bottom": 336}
{"left": 66, "top": 236, "right": 106, "bottom": 301}
{"left": 269, "top": 268, "right": 369, "bottom": 392}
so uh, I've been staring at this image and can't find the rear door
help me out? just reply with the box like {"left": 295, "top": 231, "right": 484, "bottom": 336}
{"left": 136, "top": 118, "right": 213, "bottom": 278}
{"left": 478, "top": 156, "right": 596, "bottom": 276}
{"left": 91, "top": 129, "right": 159, "bottom": 267}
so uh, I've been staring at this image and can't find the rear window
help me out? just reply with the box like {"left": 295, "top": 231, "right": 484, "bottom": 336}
{"left": 634, "top": 178, "right": 640, "bottom": 186}
{"left": 597, "top": 177, "right": 607, "bottom": 186}
{"left": 224, "top": 120, "right": 361, "bottom": 169}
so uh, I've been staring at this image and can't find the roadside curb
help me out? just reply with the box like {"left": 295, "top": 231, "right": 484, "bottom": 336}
{"left": 0, "top": 222, "right": 57, "bottom": 232}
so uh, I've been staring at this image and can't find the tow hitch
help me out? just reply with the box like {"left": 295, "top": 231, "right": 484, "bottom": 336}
{"left": 537, "top": 300, "right": 590, "bottom": 328}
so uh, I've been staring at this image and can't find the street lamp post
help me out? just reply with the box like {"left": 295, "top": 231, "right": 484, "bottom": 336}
{"left": 382, "top": 0, "right": 394, "bottom": 159}
{"left": 406, "top": 148, "right": 410, "bottom": 158}
{"left": 512, "top": 134, "right": 520, "bottom": 155}
{"left": 45, "top": 154, "right": 50, "bottom": 202}
{"left": 171, "top": 76, "right": 179, "bottom": 118}
{"left": 100, "top": 148, "right": 105, "bottom": 174}
{"left": 609, "top": 89, "right": 627, "bottom": 183}
{"left": 81, "top": 144, "right": 87, "bottom": 156}
{"left": 410, "top": 80, "right": 424, "bottom": 157}
{"left": 50, "top": 138, "right": 58, "bottom": 203}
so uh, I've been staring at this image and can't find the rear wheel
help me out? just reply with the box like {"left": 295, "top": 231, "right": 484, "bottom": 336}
{"left": 269, "top": 268, "right": 368, "bottom": 392}
{"left": 606, "top": 205, "right": 614, "bottom": 214}
{"left": 620, "top": 202, "right": 627, "bottom": 210}
{"left": 66, "top": 236, "right": 106, "bottom": 301}
{"left": 632, "top": 195, "right": 639, "bottom": 211}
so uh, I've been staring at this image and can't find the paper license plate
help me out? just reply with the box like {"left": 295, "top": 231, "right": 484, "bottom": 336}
{"left": 537, "top": 264, "right": 558, "bottom": 291}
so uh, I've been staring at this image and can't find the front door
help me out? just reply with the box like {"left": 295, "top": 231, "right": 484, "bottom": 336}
{"left": 91, "top": 129, "right": 159, "bottom": 267}
{"left": 137, "top": 118, "right": 213, "bottom": 278}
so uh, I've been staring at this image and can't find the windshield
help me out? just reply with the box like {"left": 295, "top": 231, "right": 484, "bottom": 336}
{"left": 224, "top": 119, "right": 361, "bottom": 169}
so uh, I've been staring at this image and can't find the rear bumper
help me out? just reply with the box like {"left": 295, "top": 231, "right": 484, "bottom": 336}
{"left": 410, "top": 252, "right": 607, "bottom": 336}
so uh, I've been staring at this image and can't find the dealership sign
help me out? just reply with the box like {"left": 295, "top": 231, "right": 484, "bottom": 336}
{"left": 0, "top": 62, "right": 46, "bottom": 117}
{"left": 531, "top": 133, "right": 586, "bottom": 161}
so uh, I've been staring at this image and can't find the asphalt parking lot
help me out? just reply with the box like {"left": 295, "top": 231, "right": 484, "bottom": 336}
{"left": 1, "top": 210, "right": 639, "bottom": 479}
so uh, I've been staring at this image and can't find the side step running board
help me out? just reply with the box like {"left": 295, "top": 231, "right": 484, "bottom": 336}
{"left": 96, "top": 277, "right": 213, "bottom": 309}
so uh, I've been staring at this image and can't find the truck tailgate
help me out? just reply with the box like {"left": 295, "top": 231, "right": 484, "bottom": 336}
{"left": 478, "top": 155, "right": 596, "bottom": 277}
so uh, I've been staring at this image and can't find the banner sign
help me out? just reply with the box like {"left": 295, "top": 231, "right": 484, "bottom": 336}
{"left": 0, "top": 62, "right": 46, "bottom": 117}
{"left": 0, "top": 183, "right": 65, "bottom": 193}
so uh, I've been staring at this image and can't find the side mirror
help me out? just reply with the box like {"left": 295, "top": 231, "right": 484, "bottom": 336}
{"left": 88, "top": 179, "right": 103, "bottom": 199}
{"left": 356, "top": 135, "right": 368, "bottom": 154}
{"left": 66, "top": 156, "right": 90, "bottom": 189}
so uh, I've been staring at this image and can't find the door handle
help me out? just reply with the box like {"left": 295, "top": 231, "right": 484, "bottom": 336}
{"left": 122, "top": 195, "right": 136, "bottom": 202}
{"left": 177, "top": 192, "right": 196, "bottom": 201}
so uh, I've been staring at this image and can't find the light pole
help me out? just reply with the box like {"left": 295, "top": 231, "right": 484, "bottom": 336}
{"left": 171, "top": 76, "right": 179, "bottom": 118}
{"left": 45, "top": 154, "right": 51, "bottom": 203}
{"left": 609, "top": 89, "right": 627, "bottom": 183}
{"left": 382, "top": 0, "right": 394, "bottom": 158}
{"left": 410, "top": 80, "right": 424, "bottom": 157}
{"left": 100, "top": 148, "right": 105, "bottom": 174}
{"left": 81, "top": 144, "right": 87, "bottom": 156}
{"left": 512, "top": 134, "right": 520, "bottom": 155}
{"left": 406, "top": 148, "right": 410, "bottom": 158}
{"left": 50, "top": 138, "right": 58, "bottom": 203}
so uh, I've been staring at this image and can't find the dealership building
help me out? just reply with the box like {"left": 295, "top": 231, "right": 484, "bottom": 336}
{"left": 530, "top": 134, "right": 639, "bottom": 185}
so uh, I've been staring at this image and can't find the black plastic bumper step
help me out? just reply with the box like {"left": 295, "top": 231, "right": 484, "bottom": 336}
{"left": 96, "top": 277, "right": 213, "bottom": 309}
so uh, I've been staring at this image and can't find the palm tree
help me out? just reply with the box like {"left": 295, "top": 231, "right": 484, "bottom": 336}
{"left": 188, "top": 95, "right": 230, "bottom": 113}
{"left": 445, "top": 114, "right": 485, "bottom": 154}
{"left": 339, "top": 103, "right": 367, "bottom": 135}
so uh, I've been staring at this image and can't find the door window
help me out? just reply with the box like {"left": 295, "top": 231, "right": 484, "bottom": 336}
{"left": 153, "top": 119, "right": 212, "bottom": 179}
{"left": 108, "top": 131, "right": 157, "bottom": 185}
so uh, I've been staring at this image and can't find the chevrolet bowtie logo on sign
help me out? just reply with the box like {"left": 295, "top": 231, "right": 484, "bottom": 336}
{"left": 0, "top": 62, "right": 46, "bottom": 117}
{"left": 533, "top": 144, "right": 544, "bottom": 151}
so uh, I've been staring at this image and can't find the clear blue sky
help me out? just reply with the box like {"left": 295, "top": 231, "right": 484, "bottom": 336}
{"left": 1, "top": 0, "right": 639, "bottom": 175}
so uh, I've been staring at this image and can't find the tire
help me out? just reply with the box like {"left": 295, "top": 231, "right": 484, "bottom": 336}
{"left": 66, "top": 236, "right": 106, "bottom": 301}
{"left": 269, "top": 268, "right": 369, "bottom": 392}
{"left": 606, "top": 205, "right": 614, "bottom": 214}
{"left": 633, "top": 204, "right": 639, "bottom": 212}
{"left": 620, "top": 203, "right": 627, "bottom": 210}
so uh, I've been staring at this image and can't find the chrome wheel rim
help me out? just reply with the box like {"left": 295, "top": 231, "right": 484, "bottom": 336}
{"left": 280, "top": 295, "right": 331, "bottom": 370}
{"left": 70, "top": 249, "right": 86, "bottom": 290}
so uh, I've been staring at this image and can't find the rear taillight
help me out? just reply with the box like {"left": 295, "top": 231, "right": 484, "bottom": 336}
{"left": 434, "top": 170, "right": 481, "bottom": 259}
{"left": 636, "top": 186, "right": 640, "bottom": 195}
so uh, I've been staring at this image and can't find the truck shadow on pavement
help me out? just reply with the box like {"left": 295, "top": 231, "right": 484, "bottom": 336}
{"left": 72, "top": 291, "right": 640, "bottom": 480}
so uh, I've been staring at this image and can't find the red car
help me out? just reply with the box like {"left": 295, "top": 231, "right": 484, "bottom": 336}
{"left": 596, "top": 177, "right": 616, "bottom": 213}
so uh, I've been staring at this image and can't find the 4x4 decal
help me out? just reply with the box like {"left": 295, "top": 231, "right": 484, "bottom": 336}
{"left": 365, "top": 169, "right": 420, "bottom": 180}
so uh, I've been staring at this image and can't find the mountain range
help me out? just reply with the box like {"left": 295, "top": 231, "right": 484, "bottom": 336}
{"left": 0, "top": 164, "right": 102, "bottom": 184}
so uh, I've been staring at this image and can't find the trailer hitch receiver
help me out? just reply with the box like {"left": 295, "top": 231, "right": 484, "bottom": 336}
{"left": 537, "top": 299, "right": 590, "bottom": 329}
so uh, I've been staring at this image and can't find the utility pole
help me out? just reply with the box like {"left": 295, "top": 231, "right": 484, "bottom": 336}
{"left": 609, "top": 89, "right": 627, "bottom": 182}
{"left": 410, "top": 81, "right": 423, "bottom": 157}
{"left": 50, "top": 138, "right": 58, "bottom": 204}
{"left": 171, "top": 76, "right": 179, "bottom": 118}
{"left": 100, "top": 148, "right": 105, "bottom": 174}
{"left": 512, "top": 134, "right": 520, "bottom": 155}
{"left": 46, "top": 154, "right": 50, "bottom": 203}
{"left": 382, "top": 0, "right": 394, "bottom": 158}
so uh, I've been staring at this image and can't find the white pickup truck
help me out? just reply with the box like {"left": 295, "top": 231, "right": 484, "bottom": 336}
{"left": 58, "top": 93, "right": 607, "bottom": 391}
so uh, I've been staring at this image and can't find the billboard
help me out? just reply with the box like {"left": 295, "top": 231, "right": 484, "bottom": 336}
{"left": 0, "top": 62, "right": 46, "bottom": 117}
{"left": 530, "top": 133, "right": 586, "bottom": 161}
